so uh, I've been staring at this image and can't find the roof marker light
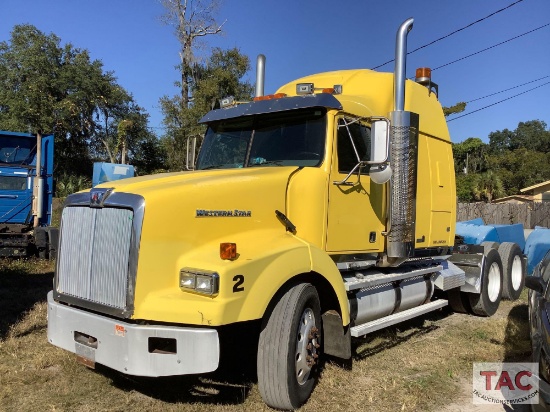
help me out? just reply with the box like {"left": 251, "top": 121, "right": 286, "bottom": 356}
{"left": 253, "top": 93, "right": 287, "bottom": 102}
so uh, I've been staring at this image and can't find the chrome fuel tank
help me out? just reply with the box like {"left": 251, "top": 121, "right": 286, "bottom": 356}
{"left": 351, "top": 276, "right": 433, "bottom": 325}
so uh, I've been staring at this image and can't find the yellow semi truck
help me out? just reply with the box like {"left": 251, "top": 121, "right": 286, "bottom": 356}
{"left": 47, "top": 19, "right": 525, "bottom": 410}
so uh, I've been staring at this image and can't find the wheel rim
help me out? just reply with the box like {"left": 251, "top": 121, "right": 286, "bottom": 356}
{"left": 511, "top": 255, "right": 523, "bottom": 290}
{"left": 487, "top": 262, "right": 501, "bottom": 302}
{"left": 295, "top": 307, "right": 320, "bottom": 385}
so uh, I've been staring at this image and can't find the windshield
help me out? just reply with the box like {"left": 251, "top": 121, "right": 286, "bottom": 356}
{"left": 196, "top": 108, "right": 327, "bottom": 170}
{"left": 0, "top": 136, "right": 36, "bottom": 165}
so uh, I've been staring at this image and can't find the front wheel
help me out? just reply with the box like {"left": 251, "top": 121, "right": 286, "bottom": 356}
{"left": 257, "top": 283, "right": 322, "bottom": 410}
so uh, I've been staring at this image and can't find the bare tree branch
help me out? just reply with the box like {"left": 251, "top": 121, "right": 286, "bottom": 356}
{"left": 160, "top": 0, "right": 223, "bottom": 108}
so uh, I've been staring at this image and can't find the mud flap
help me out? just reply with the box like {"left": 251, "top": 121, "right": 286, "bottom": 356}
{"left": 322, "top": 310, "right": 351, "bottom": 360}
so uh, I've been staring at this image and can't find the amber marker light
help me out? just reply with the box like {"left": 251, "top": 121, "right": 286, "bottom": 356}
{"left": 220, "top": 243, "right": 237, "bottom": 260}
{"left": 415, "top": 67, "right": 432, "bottom": 83}
{"left": 253, "top": 93, "right": 287, "bottom": 101}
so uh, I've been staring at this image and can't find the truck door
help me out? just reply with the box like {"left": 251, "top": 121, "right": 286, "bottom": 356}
{"left": 326, "top": 116, "right": 386, "bottom": 253}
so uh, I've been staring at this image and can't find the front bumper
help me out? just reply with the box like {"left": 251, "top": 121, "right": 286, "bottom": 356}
{"left": 47, "top": 291, "right": 219, "bottom": 376}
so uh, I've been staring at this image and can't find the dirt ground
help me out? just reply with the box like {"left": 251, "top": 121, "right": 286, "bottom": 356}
{"left": 0, "top": 258, "right": 538, "bottom": 411}
{"left": 444, "top": 379, "right": 531, "bottom": 412}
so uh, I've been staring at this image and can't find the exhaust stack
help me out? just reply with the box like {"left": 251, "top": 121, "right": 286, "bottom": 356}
{"left": 387, "top": 18, "right": 419, "bottom": 261}
{"left": 393, "top": 18, "right": 413, "bottom": 111}
{"left": 255, "top": 54, "right": 266, "bottom": 98}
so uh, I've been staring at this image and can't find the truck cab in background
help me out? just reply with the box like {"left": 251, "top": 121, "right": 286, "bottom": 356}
{"left": 0, "top": 131, "right": 57, "bottom": 258}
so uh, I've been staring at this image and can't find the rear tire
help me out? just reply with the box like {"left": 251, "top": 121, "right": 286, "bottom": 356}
{"left": 257, "top": 283, "right": 322, "bottom": 410}
{"left": 498, "top": 242, "right": 525, "bottom": 301}
{"left": 481, "top": 241, "right": 499, "bottom": 253}
{"left": 468, "top": 248, "right": 503, "bottom": 317}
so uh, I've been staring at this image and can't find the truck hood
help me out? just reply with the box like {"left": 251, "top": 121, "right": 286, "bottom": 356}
{"left": 97, "top": 166, "right": 296, "bottom": 208}
{"left": 95, "top": 166, "right": 298, "bottom": 250}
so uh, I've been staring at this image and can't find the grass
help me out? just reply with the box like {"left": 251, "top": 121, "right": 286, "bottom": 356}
{"left": 0, "top": 258, "right": 531, "bottom": 412}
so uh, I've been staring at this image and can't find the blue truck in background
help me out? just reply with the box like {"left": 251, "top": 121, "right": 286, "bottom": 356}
{"left": 0, "top": 130, "right": 57, "bottom": 258}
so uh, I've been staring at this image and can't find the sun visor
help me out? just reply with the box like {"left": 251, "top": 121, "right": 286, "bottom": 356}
{"left": 199, "top": 94, "right": 343, "bottom": 124}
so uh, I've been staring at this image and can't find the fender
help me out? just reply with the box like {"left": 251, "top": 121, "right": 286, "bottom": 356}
{"left": 133, "top": 229, "right": 350, "bottom": 327}
{"left": 235, "top": 234, "right": 350, "bottom": 326}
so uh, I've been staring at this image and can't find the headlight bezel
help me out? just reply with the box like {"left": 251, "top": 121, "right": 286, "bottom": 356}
{"left": 179, "top": 268, "right": 220, "bottom": 296}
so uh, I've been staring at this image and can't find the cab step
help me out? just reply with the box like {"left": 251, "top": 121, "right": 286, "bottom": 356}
{"left": 350, "top": 299, "right": 448, "bottom": 337}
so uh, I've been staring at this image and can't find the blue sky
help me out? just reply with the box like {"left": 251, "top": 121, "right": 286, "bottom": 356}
{"left": 1, "top": 0, "right": 549, "bottom": 143}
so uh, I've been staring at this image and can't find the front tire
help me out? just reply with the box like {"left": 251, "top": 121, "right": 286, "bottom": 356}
{"left": 257, "top": 283, "right": 322, "bottom": 410}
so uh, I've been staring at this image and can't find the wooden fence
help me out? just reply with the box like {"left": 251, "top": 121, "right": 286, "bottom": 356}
{"left": 457, "top": 202, "right": 550, "bottom": 229}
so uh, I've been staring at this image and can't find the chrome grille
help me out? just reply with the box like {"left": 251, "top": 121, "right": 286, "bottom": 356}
{"left": 57, "top": 206, "right": 133, "bottom": 310}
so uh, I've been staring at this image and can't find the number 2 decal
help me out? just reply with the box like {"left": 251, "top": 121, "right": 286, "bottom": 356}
{"left": 233, "top": 274, "right": 245, "bottom": 292}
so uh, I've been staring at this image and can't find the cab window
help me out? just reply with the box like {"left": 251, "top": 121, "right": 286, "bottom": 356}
{"left": 337, "top": 117, "right": 371, "bottom": 174}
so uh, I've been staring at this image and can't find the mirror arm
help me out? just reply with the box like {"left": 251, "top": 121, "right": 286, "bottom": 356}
{"left": 333, "top": 115, "right": 391, "bottom": 186}
{"left": 333, "top": 162, "right": 367, "bottom": 186}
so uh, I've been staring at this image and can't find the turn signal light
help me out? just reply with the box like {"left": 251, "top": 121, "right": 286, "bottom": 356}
{"left": 220, "top": 243, "right": 237, "bottom": 260}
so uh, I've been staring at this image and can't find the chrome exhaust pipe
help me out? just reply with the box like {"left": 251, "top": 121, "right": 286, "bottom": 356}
{"left": 387, "top": 18, "right": 418, "bottom": 261}
{"left": 394, "top": 18, "right": 413, "bottom": 112}
{"left": 255, "top": 54, "right": 266, "bottom": 98}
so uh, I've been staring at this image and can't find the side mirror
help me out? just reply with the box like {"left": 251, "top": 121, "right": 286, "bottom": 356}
{"left": 369, "top": 119, "right": 392, "bottom": 184}
{"left": 370, "top": 120, "right": 389, "bottom": 163}
{"left": 525, "top": 275, "right": 545, "bottom": 294}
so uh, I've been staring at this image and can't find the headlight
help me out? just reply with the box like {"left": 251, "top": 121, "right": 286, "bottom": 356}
{"left": 179, "top": 273, "right": 196, "bottom": 289}
{"left": 179, "top": 268, "right": 219, "bottom": 296}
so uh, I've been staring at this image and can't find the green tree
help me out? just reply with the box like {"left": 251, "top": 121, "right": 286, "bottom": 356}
{"left": 472, "top": 171, "right": 504, "bottom": 203}
{"left": 92, "top": 103, "right": 166, "bottom": 174}
{"left": 160, "top": 47, "right": 253, "bottom": 170}
{"left": 452, "top": 137, "right": 488, "bottom": 175}
{"left": 488, "top": 128, "right": 514, "bottom": 154}
{"left": 160, "top": 0, "right": 257, "bottom": 171}
{"left": 514, "top": 120, "right": 550, "bottom": 153}
{"left": 456, "top": 173, "right": 479, "bottom": 202}
{"left": 488, "top": 148, "right": 550, "bottom": 195}
{"left": 0, "top": 24, "right": 165, "bottom": 179}
{"left": 443, "top": 101, "right": 466, "bottom": 117}
{"left": 488, "top": 120, "right": 550, "bottom": 154}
